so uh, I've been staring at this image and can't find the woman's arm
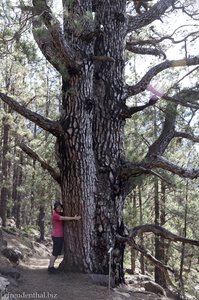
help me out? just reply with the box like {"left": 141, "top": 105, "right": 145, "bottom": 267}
{"left": 60, "top": 215, "right": 81, "bottom": 221}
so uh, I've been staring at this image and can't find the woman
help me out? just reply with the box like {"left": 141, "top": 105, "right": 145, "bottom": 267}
{"left": 48, "top": 201, "right": 81, "bottom": 274}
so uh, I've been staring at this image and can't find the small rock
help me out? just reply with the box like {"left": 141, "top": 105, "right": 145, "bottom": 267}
{"left": 2, "top": 248, "right": 23, "bottom": 264}
{"left": 0, "top": 276, "right": 10, "bottom": 296}
{"left": 6, "top": 277, "right": 18, "bottom": 287}
{"left": 113, "top": 288, "right": 131, "bottom": 298}
{"left": 143, "top": 280, "right": 166, "bottom": 296}
{"left": 6, "top": 219, "right": 16, "bottom": 228}
{"left": 0, "top": 267, "right": 21, "bottom": 280}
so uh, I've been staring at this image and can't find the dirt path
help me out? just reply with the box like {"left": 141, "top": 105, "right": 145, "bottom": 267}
{"left": 6, "top": 256, "right": 168, "bottom": 300}
{"left": 8, "top": 257, "right": 110, "bottom": 300}
{"left": 1, "top": 229, "right": 170, "bottom": 300}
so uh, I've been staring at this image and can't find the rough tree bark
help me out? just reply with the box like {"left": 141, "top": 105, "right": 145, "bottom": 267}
{"left": 0, "top": 0, "right": 199, "bottom": 286}
{"left": 55, "top": 1, "right": 127, "bottom": 284}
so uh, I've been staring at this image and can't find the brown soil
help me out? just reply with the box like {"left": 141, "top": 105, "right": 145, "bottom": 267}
{"left": 6, "top": 256, "right": 169, "bottom": 300}
{"left": 1, "top": 229, "right": 170, "bottom": 300}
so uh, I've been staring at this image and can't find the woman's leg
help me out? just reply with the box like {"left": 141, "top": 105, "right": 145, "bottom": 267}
{"left": 48, "top": 237, "right": 63, "bottom": 272}
{"left": 48, "top": 255, "right": 57, "bottom": 268}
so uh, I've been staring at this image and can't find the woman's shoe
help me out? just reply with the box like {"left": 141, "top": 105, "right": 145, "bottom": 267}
{"left": 48, "top": 267, "right": 59, "bottom": 274}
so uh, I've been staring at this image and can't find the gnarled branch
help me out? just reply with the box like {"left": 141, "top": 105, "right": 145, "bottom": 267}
{"left": 120, "top": 154, "right": 199, "bottom": 182}
{"left": 121, "top": 97, "right": 158, "bottom": 118}
{"left": 116, "top": 223, "right": 199, "bottom": 285}
{"left": 0, "top": 92, "right": 64, "bottom": 136}
{"left": 127, "top": 0, "right": 178, "bottom": 32}
{"left": 116, "top": 234, "right": 174, "bottom": 274}
{"left": 32, "top": 19, "right": 72, "bottom": 80}
{"left": 151, "top": 155, "right": 199, "bottom": 179}
{"left": 129, "top": 224, "right": 199, "bottom": 246}
{"left": 125, "top": 56, "right": 199, "bottom": 98}
{"left": 32, "top": 0, "right": 82, "bottom": 73}
{"left": 147, "top": 102, "right": 177, "bottom": 157}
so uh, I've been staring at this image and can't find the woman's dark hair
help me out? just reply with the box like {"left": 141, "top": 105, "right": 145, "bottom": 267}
{"left": 53, "top": 201, "right": 63, "bottom": 209}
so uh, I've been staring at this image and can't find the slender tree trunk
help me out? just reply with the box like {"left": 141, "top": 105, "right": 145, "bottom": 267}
{"left": 154, "top": 179, "right": 167, "bottom": 287}
{"left": 0, "top": 111, "right": 10, "bottom": 226}
{"left": 29, "top": 123, "right": 37, "bottom": 224}
{"left": 130, "top": 189, "right": 137, "bottom": 274}
{"left": 179, "top": 180, "right": 189, "bottom": 295}
{"left": 12, "top": 144, "right": 19, "bottom": 221}
{"left": 12, "top": 150, "right": 23, "bottom": 228}
{"left": 29, "top": 159, "right": 36, "bottom": 225}
{"left": 152, "top": 102, "right": 167, "bottom": 287}
{"left": 139, "top": 186, "right": 145, "bottom": 274}
{"left": 37, "top": 205, "right": 45, "bottom": 241}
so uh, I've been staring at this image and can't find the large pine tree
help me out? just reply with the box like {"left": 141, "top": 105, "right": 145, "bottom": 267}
{"left": 0, "top": 0, "right": 199, "bottom": 285}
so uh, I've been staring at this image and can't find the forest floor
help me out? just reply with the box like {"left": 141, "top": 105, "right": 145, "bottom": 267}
{"left": 7, "top": 256, "right": 170, "bottom": 300}
{"left": 1, "top": 228, "right": 173, "bottom": 300}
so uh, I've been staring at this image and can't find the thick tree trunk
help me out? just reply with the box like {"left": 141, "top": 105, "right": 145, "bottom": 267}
{"left": 58, "top": 1, "right": 127, "bottom": 285}
{"left": 59, "top": 71, "right": 125, "bottom": 282}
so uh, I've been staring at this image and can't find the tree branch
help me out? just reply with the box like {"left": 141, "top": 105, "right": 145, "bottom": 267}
{"left": 120, "top": 162, "right": 174, "bottom": 187}
{"left": 117, "top": 222, "right": 199, "bottom": 285}
{"left": 116, "top": 234, "right": 174, "bottom": 274}
{"left": 0, "top": 92, "right": 64, "bottom": 136}
{"left": 120, "top": 154, "right": 199, "bottom": 182}
{"left": 121, "top": 97, "right": 158, "bottom": 118}
{"left": 121, "top": 89, "right": 199, "bottom": 193}
{"left": 125, "top": 56, "right": 199, "bottom": 98}
{"left": 126, "top": 42, "right": 166, "bottom": 59}
{"left": 160, "top": 94, "right": 199, "bottom": 110}
{"left": 129, "top": 224, "right": 199, "bottom": 246}
{"left": 32, "top": 19, "right": 72, "bottom": 80}
{"left": 147, "top": 102, "right": 177, "bottom": 157}
{"left": 127, "top": 0, "right": 178, "bottom": 32}
{"left": 18, "top": 141, "right": 61, "bottom": 184}
{"left": 126, "top": 27, "right": 199, "bottom": 49}
{"left": 151, "top": 155, "right": 199, "bottom": 179}
{"left": 144, "top": 90, "right": 199, "bottom": 161}
{"left": 32, "top": 0, "right": 82, "bottom": 73}
{"left": 120, "top": 102, "right": 177, "bottom": 187}
{"left": 174, "top": 131, "right": 199, "bottom": 143}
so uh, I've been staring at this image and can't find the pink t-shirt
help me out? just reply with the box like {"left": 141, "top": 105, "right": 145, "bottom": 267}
{"left": 52, "top": 211, "right": 64, "bottom": 237}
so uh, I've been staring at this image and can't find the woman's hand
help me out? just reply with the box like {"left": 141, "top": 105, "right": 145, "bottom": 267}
{"left": 73, "top": 215, "right": 81, "bottom": 220}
